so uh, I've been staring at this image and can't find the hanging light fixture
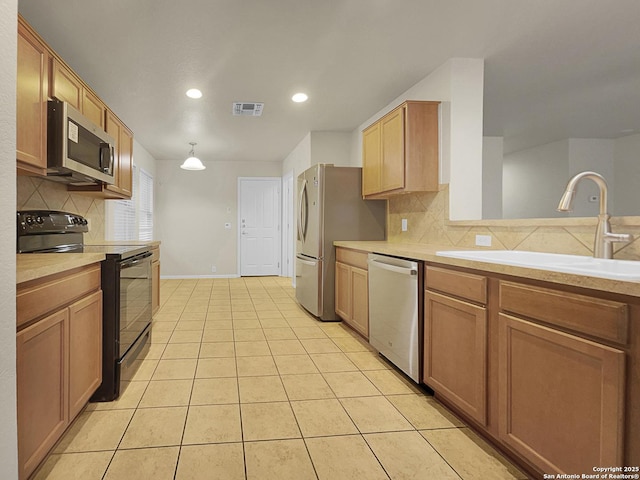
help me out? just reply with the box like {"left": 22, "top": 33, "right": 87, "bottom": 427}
{"left": 180, "top": 142, "right": 206, "bottom": 170}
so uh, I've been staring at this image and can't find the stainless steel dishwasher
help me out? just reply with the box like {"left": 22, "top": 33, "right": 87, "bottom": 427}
{"left": 368, "top": 253, "right": 421, "bottom": 383}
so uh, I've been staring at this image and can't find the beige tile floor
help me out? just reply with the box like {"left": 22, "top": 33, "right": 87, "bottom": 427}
{"left": 34, "top": 277, "right": 528, "bottom": 480}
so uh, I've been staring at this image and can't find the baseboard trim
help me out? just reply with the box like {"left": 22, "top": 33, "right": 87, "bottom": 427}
{"left": 160, "top": 274, "right": 241, "bottom": 279}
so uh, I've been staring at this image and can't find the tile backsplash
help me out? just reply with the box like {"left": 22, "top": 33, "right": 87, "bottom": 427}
{"left": 387, "top": 186, "right": 640, "bottom": 260}
{"left": 17, "top": 176, "right": 106, "bottom": 243}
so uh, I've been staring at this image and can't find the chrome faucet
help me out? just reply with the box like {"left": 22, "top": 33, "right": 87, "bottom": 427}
{"left": 557, "top": 171, "right": 632, "bottom": 259}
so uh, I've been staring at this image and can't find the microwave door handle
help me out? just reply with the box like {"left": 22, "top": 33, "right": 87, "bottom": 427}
{"left": 99, "top": 142, "right": 111, "bottom": 173}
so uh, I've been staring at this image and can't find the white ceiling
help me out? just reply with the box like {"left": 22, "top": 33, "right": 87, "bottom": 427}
{"left": 18, "top": 0, "right": 640, "bottom": 162}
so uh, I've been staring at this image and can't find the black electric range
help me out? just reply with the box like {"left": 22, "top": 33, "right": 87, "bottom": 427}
{"left": 17, "top": 210, "right": 153, "bottom": 401}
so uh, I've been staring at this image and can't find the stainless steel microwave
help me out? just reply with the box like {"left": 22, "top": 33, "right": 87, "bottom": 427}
{"left": 47, "top": 98, "right": 115, "bottom": 185}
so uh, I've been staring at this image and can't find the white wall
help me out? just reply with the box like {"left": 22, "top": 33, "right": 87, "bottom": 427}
{"left": 0, "top": 0, "right": 19, "bottom": 476}
{"left": 156, "top": 160, "right": 281, "bottom": 277}
{"left": 282, "top": 133, "right": 311, "bottom": 177}
{"left": 614, "top": 132, "right": 640, "bottom": 216}
{"left": 349, "top": 58, "right": 484, "bottom": 220}
{"left": 568, "top": 138, "right": 615, "bottom": 217}
{"left": 133, "top": 139, "right": 157, "bottom": 179}
{"left": 482, "top": 136, "right": 503, "bottom": 219}
{"left": 503, "top": 139, "right": 569, "bottom": 219}
{"left": 501, "top": 138, "right": 617, "bottom": 219}
{"left": 310, "top": 131, "right": 352, "bottom": 167}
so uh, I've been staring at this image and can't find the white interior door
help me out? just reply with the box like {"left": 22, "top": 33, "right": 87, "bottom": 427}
{"left": 239, "top": 177, "right": 281, "bottom": 276}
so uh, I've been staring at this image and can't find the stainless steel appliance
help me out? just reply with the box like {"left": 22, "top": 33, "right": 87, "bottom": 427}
{"left": 47, "top": 98, "right": 115, "bottom": 185}
{"left": 295, "top": 164, "right": 385, "bottom": 320}
{"left": 368, "top": 253, "right": 422, "bottom": 383}
{"left": 17, "top": 210, "right": 152, "bottom": 401}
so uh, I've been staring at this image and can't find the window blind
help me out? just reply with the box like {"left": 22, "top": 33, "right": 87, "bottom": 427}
{"left": 111, "top": 165, "right": 137, "bottom": 241}
{"left": 139, "top": 168, "right": 154, "bottom": 241}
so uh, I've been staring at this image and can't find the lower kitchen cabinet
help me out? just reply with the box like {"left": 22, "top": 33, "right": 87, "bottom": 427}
{"left": 419, "top": 262, "right": 636, "bottom": 478}
{"left": 498, "top": 313, "right": 625, "bottom": 474}
{"left": 16, "top": 264, "right": 102, "bottom": 480}
{"left": 68, "top": 290, "right": 103, "bottom": 419}
{"left": 423, "top": 266, "right": 488, "bottom": 426}
{"left": 16, "top": 309, "right": 68, "bottom": 480}
{"left": 424, "top": 290, "right": 487, "bottom": 425}
{"left": 335, "top": 247, "right": 370, "bottom": 338}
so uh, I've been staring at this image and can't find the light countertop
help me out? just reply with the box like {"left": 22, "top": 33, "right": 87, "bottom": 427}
{"left": 17, "top": 241, "right": 160, "bottom": 284}
{"left": 17, "top": 253, "right": 106, "bottom": 285}
{"left": 84, "top": 240, "right": 161, "bottom": 247}
{"left": 334, "top": 241, "right": 640, "bottom": 298}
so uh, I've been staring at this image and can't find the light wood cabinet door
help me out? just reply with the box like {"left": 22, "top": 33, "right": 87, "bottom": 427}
{"left": 82, "top": 89, "right": 106, "bottom": 129}
{"left": 16, "top": 20, "right": 49, "bottom": 174}
{"left": 335, "top": 252, "right": 370, "bottom": 340}
{"left": 152, "top": 260, "right": 161, "bottom": 315}
{"left": 362, "top": 123, "right": 381, "bottom": 196}
{"left": 380, "top": 106, "right": 405, "bottom": 192}
{"left": 361, "top": 101, "right": 439, "bottom": 198}
{"left": 118, "top": 124, "right": 134, "bottom": 197}
{"left": 498, "top": 313, "right": 625, "bottom": 474}
{"left": 335, "top": 261, "right": 351, "bottom": 321}
{"left": 424, "top": 290, "right": 487, "bottom": 425}
{"left": 51, "top": 59, "right": 82, "bottom": 110}
{"left": 17, "top": 309, "right": 69, "bottom": 480}
{"left": 68, "top": 291, "right": 103, "bottom": 419}
{"left": 104, "top": 111, "right": 133, "bottom": 198}
{"left": 350, "top": 266, "right": 369, "bottom": 338}
{"left": 105, "top": 110, "right": 121, "bottom": 184}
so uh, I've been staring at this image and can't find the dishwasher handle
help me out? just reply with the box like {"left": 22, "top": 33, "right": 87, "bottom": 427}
{"left": 369, "top": 259, "right": 417, "bottom": 276}
{"left": 296, "top": 255, "right": 318, "bottom": 267}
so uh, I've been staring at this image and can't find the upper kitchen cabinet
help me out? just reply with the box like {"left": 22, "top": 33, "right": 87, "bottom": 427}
{"left": 105, "top": 110, "right": 133, "bottom": 198}
{"left": 51, "top": 58, "right": 106, "bottom": 130}
{"left": 16, "top": 17, "right": 50, "bottom": 175}
{"left": 362, "top": 100, "right": 440, "bottom": 198}
{"left": 16, "top": 15, "right": 132, "bottom": 199}
{"left": 50, "top": 59, "right": 82, "bottom": 110}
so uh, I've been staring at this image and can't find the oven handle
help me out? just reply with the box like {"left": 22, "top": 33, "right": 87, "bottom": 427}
{"left": 121, "top": 251, "right": 152, "bottom": 268}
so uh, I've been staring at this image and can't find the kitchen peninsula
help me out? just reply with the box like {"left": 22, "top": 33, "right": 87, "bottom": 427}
{"left": 335, "top": 240, "right": 640, "bottom": 478}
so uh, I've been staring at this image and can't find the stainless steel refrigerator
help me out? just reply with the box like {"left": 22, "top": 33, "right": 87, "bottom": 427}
{"left": 295, "top": 164, "right": 386, "bottom": 321}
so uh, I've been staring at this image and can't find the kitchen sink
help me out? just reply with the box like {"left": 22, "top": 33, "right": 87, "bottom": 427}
{"left": 435, "top": 250, "right": 640, "bottom": 281}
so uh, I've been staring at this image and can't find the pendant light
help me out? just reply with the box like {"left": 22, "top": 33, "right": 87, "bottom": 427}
{"left": 180, "top": 142, "right": 206, "bottom": 170}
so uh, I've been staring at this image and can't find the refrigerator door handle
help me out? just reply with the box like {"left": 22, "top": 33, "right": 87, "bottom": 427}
{"left": 298, "top": 179, "right": 308, "bottom": 242}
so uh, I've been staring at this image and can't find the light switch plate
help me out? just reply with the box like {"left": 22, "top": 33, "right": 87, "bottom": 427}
{"left": 475, "top": 234, "right": 492, "bottom": 247}
{"left": 401, "top": 219, "right": 408, "bottom": 232}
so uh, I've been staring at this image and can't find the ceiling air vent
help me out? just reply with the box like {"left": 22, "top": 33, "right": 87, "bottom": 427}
{"left": 232, "top": 102, "right": 264, "bottom": 117}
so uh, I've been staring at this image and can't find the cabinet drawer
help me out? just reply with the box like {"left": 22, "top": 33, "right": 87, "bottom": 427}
{"left": 426, "top": 266, "right": 487, "bottom": 304}
{"left": 499, "top": 281, "right": 628, "bottom": 344}
{"left": 17, "top": 265, "right": 101, "bottom": 329}
{"left": 336, "top": 248, "right": 368, "bottom": 270}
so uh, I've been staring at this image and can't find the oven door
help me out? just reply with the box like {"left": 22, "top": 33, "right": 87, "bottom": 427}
{"left": 118, "top": 252, "right": 152, "bottom": 357}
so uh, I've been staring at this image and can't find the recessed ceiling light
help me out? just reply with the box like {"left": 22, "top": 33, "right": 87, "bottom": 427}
{"left": 292, "top": 93, "right": 308, "bottom": 103}
{"left": 186, "top": 88, "right": 203, "bottom": 99}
